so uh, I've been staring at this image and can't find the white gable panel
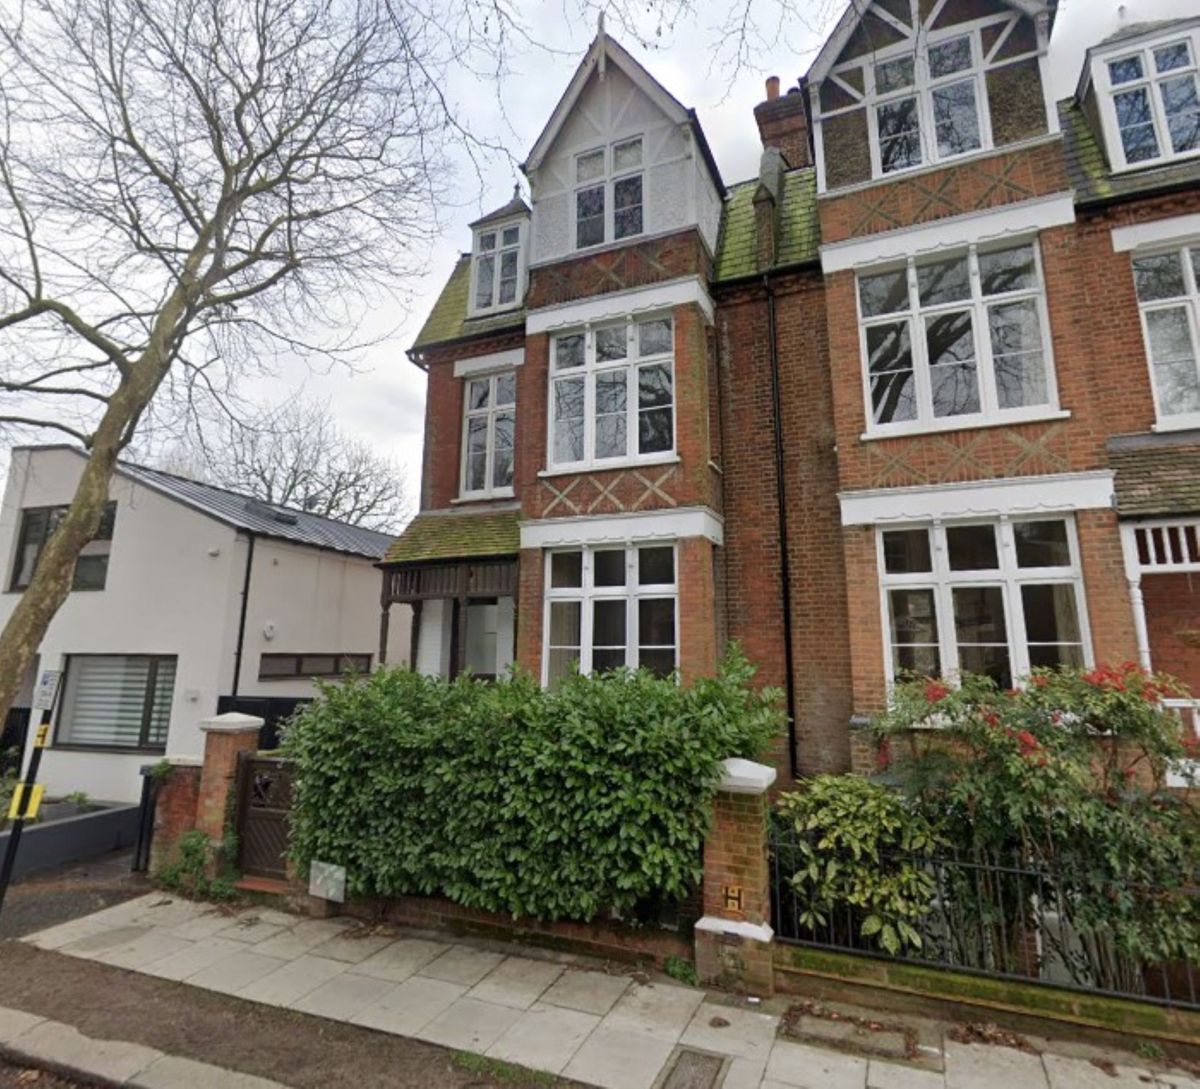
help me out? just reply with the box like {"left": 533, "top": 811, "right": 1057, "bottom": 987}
{"left": 534, "top": 191, "right": 570, "bottom": 261}
{"left": 647, "top": 159, "right": 689, "bottom": 235}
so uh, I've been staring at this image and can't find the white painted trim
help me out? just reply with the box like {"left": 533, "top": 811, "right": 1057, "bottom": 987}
{"left": 1112, "top": 213, "right": 1200, "bottom": 253}
{"left": 820, "top": 192, "right": 1076, "bottom": 273}
{"left": 694, "top": 916, "right": 774, "bottom": 944}
{"left": 453, "top": 348, "right": 525, "bottom": 378}
{"left": 520, "top": 506, "right": 723, "bottom": 549}
{"left": 839, "top": 471, "right": 1115, "bottom": 527}
{"left": 719, "top": 758, "right": 777, "bottom": 795}
{"left": 199, "top": 712, "right": 263, "bottom": 733}
{"left": 525, "top": 276, "right": 713, "bottom": 333}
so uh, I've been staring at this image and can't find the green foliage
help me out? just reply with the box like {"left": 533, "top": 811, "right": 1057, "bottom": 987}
{"left": 451, "top": 1051, "right": 556, "bottom": 1086}
{"left": 148, "top": 759, "right": 174, "bottom": 783}
{"left": 873, "top": 666, "right": 1200, "bottom": 980}
{"left": 285, "top": 647, "right": 781, "bottom": 922}
{"left": 664, "top": 955, "right": 698, "bottom": 986}
{"left": 776, "top": 776, "right": 944, "bottom": 955}
{"left": 156, "top": 829, "right": 238, "bottom": 900}
{"left": 63, "top": 790, "right": 90, "bottom": 806}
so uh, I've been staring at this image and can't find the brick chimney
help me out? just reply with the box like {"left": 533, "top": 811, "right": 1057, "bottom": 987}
{"left": 753, "top": 77, "right": 811, "bottom": 169}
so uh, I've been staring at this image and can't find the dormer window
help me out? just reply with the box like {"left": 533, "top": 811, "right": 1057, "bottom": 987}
{"left": 1098, "top": 32, "right": 1200, "bottom": 170}
{"left": 574, "top": 137, "right": 644, "bottom": 250}
{"left": 472, "top": 223, "right": 523, "bottom": 314}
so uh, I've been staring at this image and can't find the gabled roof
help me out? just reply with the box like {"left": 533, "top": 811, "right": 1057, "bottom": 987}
{"left": 382, "top": 507, "right": 521, "bottom": 564}
{"left": 521, "top": 29, "right": 724, "bottom": 194}
{"left": 713, "top": 169, "right": 819, "bottom": 282}
{"left": 409, "top": 255, "right": 525, "bottom": 353}
{"left": 807, "top": 0, "right": 1053, "bottom": 85}
{"left": 469, "top": 191, "right": 531, "bottom": 229}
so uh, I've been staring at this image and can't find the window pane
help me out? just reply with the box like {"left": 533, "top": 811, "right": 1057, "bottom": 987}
{"left": 889, "top": 588, "right": 938, "bottom": 645}
{"left": 926, "top": 311, "right": 980, "bottom": 417}
{"left": 550, "top": 552, "right": 583, "bottom": 588}
{"left": 639, "top": 648, "right": 676, "bottom": 678}
{"left": 1022, "top": 583, "right": 1081, "bottom": 644}
{"left": 1014, "top": 520, "right": 1071, "bottom": 567}
{"left": 917, "top": 257, "right": 970, "bottom": 306}
{"left": 867, "top": 322, "right": 917, "bottom": 424}
{"left": 466, "top": 416, "right": 488, "bottom": 491}
{"left": 96, "top": 503, "right": 117, "bottom": 540}
{"left": 876, "top": 56, "right": 914, "bottom": 93}
{"left": 1115, "top": 88, "right": 1161, "bottom": 162}
{"left": 593, "top": 599, "right": 627, "bottom": 654}
{"left": 957, "top": 644, "right": 1012, "bottom": 688}
{"left": 576, "top": 185, "right": 605, "bottom": 248}
{"left": 474, "top": 255, "right": 495, "bottom": 309}
{"left": 501, "top": 225, "right": 520, "bottom": 246}
{"left": 638, "top": 546, "right": 675, "bottom": 585}
{"left": 1134, "top": 252, "right": 1186, "bottom": 300}
{"left": 492, "top": 412, "right": 514, "bottom": 489}
{"left": 947, "top": 525, "right": 998, "bottom": 570}
{"left": 596, "top": 326, "right": 627, "bottom": 362}
{"left": 60, "top": 656, "right": 162, "bottom": 749}
{"left": 478, "top": 231, "right": 496, "bottom": 251}
{"left": 12, "top": 509, "right": 49, "bottom": 590}
{"left": 1029, "top": 643, "right": 1085, "bottom": 669}
{"left": 895, "top": 644, "right": 941, "bottom": 676}
{"left": 859, "top": 269, "right": 910, "bottom": 317}
{"left": 549, "top": 600, "right": 582, "bottom": 643}
{"left": 638, "top": 598, "right": 675, "bottom": 646}
{"left": 498, "top": 250, "right": 518, "bottom": 305}
{"left": 1145, "top": 308, "right": 1200, "bottom": 415}
{"left": 1161, "top": 75, "right": 1200, "bottom": 154}
{"left": 1109, "top": 55, "right": 1144, "bottom": 84}
{"left": 882, "top": 529, "right": 932, "bottom": 573}
{"left": 259, "top": 656, "right": 297, "bottom": 678}
{"left": 147, "top": 660, "right": 176, "bottom": 747}
{"left": 468, "top": 378, "right": 489, "bottom": 410}
{"left": 952, "top": 586, "right": 1011, "bottom": 686}
{"left": 933, "top": 79, "right": 981, "bottom": 157}
{"left": 614, "top": 175, "right": 643, "bottom": 239}
{"left": 547, "top": 649, "right": 580, "bottom": 683}
{"left": 593, "top": 550, "right": 626, "bottom": 587}
{"left": 555, "top": 334, "right": 584, "bottom": 369}
{"left": 979, "top": 245, "right": 1037, "bottom": 295}
{"left": 878, "top": 97, "right": 922, "bottom": 173}
{"left": 638, "top": 364, "right": 673, "bottom": 454}
{"left": 594, "top": 370, "right": 628, "bottom": 459}
{"left": 494, "top": 372, "right": 516, "bottom": 405}
{"left": 929, "top": 36, "right": 972, "bottom": 79}
{"left": 553, "top": 377, "right": 585, "bottom": 462}
{"left": 638, "top": 318, "right": 673, "bottom": 356}
{"left": 577, "top": 149, "right": 605, "bottom": 182}
{"left": 300, "top": 655, "right": 337, "bottom": 675}
{"left": 614, "top": 138, "right": 642, "bottom": 170}
{"left": 1156, "top": 42, "right": 1191, "bottom": 73}
{"left": 989, "top": 299, "right": 1048, "bottom": 409}
{"left": 72, "top": 554, "right": 109, "bottom": 591}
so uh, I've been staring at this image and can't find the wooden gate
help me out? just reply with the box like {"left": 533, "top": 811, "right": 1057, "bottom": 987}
{"left": 235, "top": 754, "right": 294, "bottom": 881}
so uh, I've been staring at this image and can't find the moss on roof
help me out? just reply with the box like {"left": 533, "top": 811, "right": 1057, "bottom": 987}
{"left": 383, "top": 508, "right": 521, "bottom": 564}
{"left": 713, "top": 168, "right": 819, "bottom": 282}
{"left": 1109, "top": 434, "right": 1200, "bottom": 517}
{"left": 411, "top": 257, "right": 525, "bottom": 351}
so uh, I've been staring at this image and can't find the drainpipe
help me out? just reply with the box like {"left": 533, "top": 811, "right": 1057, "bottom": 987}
{"left": 764, "top": 274, "right": 799, "bottom": 780}
{"left": 231, "top": 532, "right": 256, "bottom": 698}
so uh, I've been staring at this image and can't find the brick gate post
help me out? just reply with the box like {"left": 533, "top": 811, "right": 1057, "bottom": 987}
{"left": 197, "top": 713, "right": 264, "bottom": 857}
{"left": 695, "top": 758, "right": 777, "bottom": 996}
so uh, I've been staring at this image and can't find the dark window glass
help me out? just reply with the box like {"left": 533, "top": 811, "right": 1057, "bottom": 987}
{"left": 10, "top": 502, "right": 115, "bottom": 592}
{"left": 550, "top": 551, "right": 583, "bottom": 588}
{"left": 593, "top": 550, "right": 626, "bottom": 587}
{"left": 952, "top": 586, "right": 1011, "bottom": 687}
{"left": 946, "top": 525, "right": 999, "bottom": 570}
{"left": 882, "top": 529, "right": 932, "bottom": 574}
{"left": 867, "top": 323, "right": 917, "bottom": 424}
{"left": 614, "top": 175, "right": 643, "bottom": 239}
{"left": 592, "top": 600, "right": 627, "bottom": 673}
{"left": 576, "top": 185, "right": 605, "bottom": 248}
{"left": 638, "top": 546, "right": 674, "bottom": 586}
{"left": 1013, "top": 520, "right": 1071, "bottom": 567}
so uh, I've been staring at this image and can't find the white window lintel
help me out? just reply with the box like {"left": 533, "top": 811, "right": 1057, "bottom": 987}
{"left": 521, "top": 506, "right": 723, "bottom": 549}
{"left": 526, "top": 276, "right": 713, "bottom": 334}
{"left": 453, "top": 348, "right": 525, "bottom": 378}
{"left": 1112, "top": 212, "right": 1200, "bottom": 253}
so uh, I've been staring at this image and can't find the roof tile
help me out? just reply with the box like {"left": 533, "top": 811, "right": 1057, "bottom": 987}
{"left": 383, "top": 507, "right": 521, "bottom": 564}
{"left": 1109, "top": 433, "right": 1200, "bottom": 517}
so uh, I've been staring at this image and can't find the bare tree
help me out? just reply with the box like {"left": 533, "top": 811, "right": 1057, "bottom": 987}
{"left": 160, "top": 400, "right": 412, "bottom": 531}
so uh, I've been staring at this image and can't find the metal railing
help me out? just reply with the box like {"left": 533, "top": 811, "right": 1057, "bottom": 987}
{"left": 769, "top": 824, "right": 1200, "bottom": 1010}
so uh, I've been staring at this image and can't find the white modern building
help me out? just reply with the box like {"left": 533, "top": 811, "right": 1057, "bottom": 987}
{"left": 0, "top": 445, "right": 411, "bottom": 803}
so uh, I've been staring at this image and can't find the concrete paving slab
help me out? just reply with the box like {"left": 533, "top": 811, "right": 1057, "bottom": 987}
{"left": 12, "top": 1020, "right": 162, "bottom": 1084}
{"left": 95, "top": 930, "right": 194, "bottom": 970}
{"left": 416, "top": 997, "right": 523, "bottom": 1053}
{"left": 22, "top": 918, "right": 114, "bottom": 951}
{"left": 680, "top": 1002, "right": 779, "bottom": 1061}
{"left": 140, "top": 937, "right": 247, "bottom": 982}
{"left": 540, "top": 969, "right": 629, "bottom": 1016}
{"left": 1043, "top": 1053, "right": 1152, "bottom": 1089}
{"left": 239, "top": 909, "right": 298, "bottom": 928}
{"left": 252, "top": 917, "right": 354, "bottom": 960}
{"left": 724, "top": 1058, "right": 768, "bottom": 1089}
{"left": 133, "top": 897, "right": 207, "bottom": 929}
{"left": 765, "top": 1039, "right": 868, "bottom": 1089}
{"left": 133, "top": 1054, "right": 287, "bottom": 1089}
{"left": 79, "top": 893, "right": 164, "bottom": 928}
{"left": 0, "top": 1006, "right": 46, "bottom": 1045}
{"left": 420, "top": 945, "right": 506, "bottom": 986}
{"left": 561, "top": 1025, "right": 676, "bottom": 1089}
{"left": 167, "top": 911, "right": 241, "bottom": 942}
{"left": 487, "top": 1001, "right": 600, "bottom": 1074}
{"left": 943, "top": 1041, "right": 1047, "bottom": 1089}
{"left": 350, "top": 975, "right": 468, "bottom": 1037}
{"left": 213, "top": 918, "right": 287, "bottom": 945}
{"left": 291, "top": 972, "right": 396, "bottom": 1020}
{"left": 59, "top": 923, "right": 153, "bottom": 959}
{"left": 467, "top": 955, "right": 563, "bottom": 1010}
{"left": 348, "top": 937, "right": 449, "bottom": 983}
{"left": 868, "top": 1060, "right": 947, "bottom": 1089}
{"left": 237, "top": 953, "right": 347, "bottom": 1006}
{"left": 600, "top": 982, "right": 706, "bottom": 1043}
{"left": 306, "top": 931, "right": 394, "bottom": 964}
{"left": 189, "top": 950, "right": 288, "bottom": 995}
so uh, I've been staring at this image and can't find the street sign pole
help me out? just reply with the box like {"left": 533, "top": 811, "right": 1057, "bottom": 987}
{"left": 0, "top": 670, "right": 60, "bottom": 915}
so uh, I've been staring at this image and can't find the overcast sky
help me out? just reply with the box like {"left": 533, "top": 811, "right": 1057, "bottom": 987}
{"left": 218, "top": 0, "right": 1200, "bottom": 511}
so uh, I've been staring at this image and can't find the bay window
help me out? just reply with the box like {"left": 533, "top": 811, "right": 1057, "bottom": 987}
{"left": 1103, "top": 36, "right": 1200, "bottom": 169}
{"left": 575, "top": 137, "right": 644, "bottom": 250}
{"left": 461, "top": 371, "right": 516, "bottom": 497}
{"left": 57, "top": 654, "right": 176, "bottom": 750}
{"left": 857, "top": 240, "right": 1056, "bottom": 434}
{"left": 880, "top": 518, "right": 1089, "bottom": 689}
{"left": 549, "top": 316, "right": 674, "bottom": 469}
{"left": 1132, "top": 244, "right": 1200, "bottom": 428}
{"left": 544, "top": 544, "right": 677, "bottom": 683}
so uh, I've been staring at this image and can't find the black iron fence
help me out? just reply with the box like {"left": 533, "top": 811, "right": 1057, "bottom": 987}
{"left": 769, "top": 822, "right": 1200, "bottom": 1010}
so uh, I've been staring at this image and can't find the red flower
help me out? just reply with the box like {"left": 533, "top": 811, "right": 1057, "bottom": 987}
{"left": 981, "top": 710, "right": 1001, "bottom": 728}
{"left": 1017, "top": 730, "right": 1040, "bottom": 756}
{"left": 1031, "top": 674, "right": 1050, "bottom": 688}
{"left": 924, "top": 680, "right": 950, "bottom": 704}
{"left": 1004, "top": 688, "right": 1020, "bottom": 698}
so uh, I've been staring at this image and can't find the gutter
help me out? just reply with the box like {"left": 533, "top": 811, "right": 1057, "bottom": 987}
{"left": 231, "top": 532, "right": 256, "bottom": 698}
{"left": 763, "top": 273, "right": 800, "bottom": 781}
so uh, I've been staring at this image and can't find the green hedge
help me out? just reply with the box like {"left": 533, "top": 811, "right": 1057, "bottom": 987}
{"left": 284, "top": 648, "right": 781, "bottom": 921}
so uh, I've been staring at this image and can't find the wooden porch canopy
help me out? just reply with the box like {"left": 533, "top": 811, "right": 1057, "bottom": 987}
{"left": 383, "top": 556, "right": 518, "bottom": 605}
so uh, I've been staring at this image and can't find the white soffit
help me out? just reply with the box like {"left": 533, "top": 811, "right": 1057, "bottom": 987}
{"left": 453, "top": 347, "right": 525, "bottom": 378}
{"left": 525, "top": 276, "right": 714, "bottom": 334}
{"left": 520, "top": 506, "right": 724, "bottom": 548}
{"left": 820, "top": 193, "right": 1077, "bottom": 274}
{"left": 839, "top": 471, "right": 1115, "bottom": 527}
{"left": 1112, "top": 213, "right": 1200, "bottom": 253}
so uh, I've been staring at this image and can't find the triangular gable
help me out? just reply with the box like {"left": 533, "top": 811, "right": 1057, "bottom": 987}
{"left": 807, "top": 0, "right": 1050, "bottom": 85}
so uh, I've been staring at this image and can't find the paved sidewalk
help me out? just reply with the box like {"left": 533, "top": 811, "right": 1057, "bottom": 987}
{"left": 21, "top": 894, "right": 1200, "bottom": 1089}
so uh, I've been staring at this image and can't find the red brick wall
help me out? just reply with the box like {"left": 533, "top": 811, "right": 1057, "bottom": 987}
{"left": 148, "top": 763, "right": 201, "bottom": 874}
{"left": 1077, "top": 509, "right": 1139, "bottom": 667}
{"left": 1144, "top": 573, "right": 1200, "bottom": 694}
{"left": 678, "top": 537, "right": 719, "bottom": 683}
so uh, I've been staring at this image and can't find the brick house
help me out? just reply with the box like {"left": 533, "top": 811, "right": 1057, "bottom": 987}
{"left": 379, "top": 3, "right": 1200, "bottom": 783}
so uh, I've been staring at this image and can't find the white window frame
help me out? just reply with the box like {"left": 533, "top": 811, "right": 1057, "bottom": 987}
{"left": 1130, "top": 242, "right": 1200, "bottom": 432}
{"left": 541, "top": 543, "right": 678, "bottom": 684}
{"left": 855, "top": 237, "right": 1060, "bottom": 437}
{"left": 469, "top": 219, "right": 525, "bottom": 317}
{"left": 1094, "top": 29, "right": 1200, "bottom": 173}
{"left": 547, "top": 314, "right": 676, "bottom": 472}
{"left": 573, "top": 135, "right": 645, "bottom": 251}
{"left": 459, "top": 370, "right": 517, "bottom": 500}
{"left": 877, "top": 517, "right": 1093, "bottom": 690}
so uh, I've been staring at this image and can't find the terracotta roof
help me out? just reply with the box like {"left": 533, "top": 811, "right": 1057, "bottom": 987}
{"left": 713, "top": 168, "right": 819, "bottom": 282}
{"left": 1109, "top": 431, "right": 1200, "bottom": 517}
{"left": 382, "top": 507, "right": 521, "bottom": 564}
{"left": 411, "top": 256, "right": 525, "bottom": 351}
